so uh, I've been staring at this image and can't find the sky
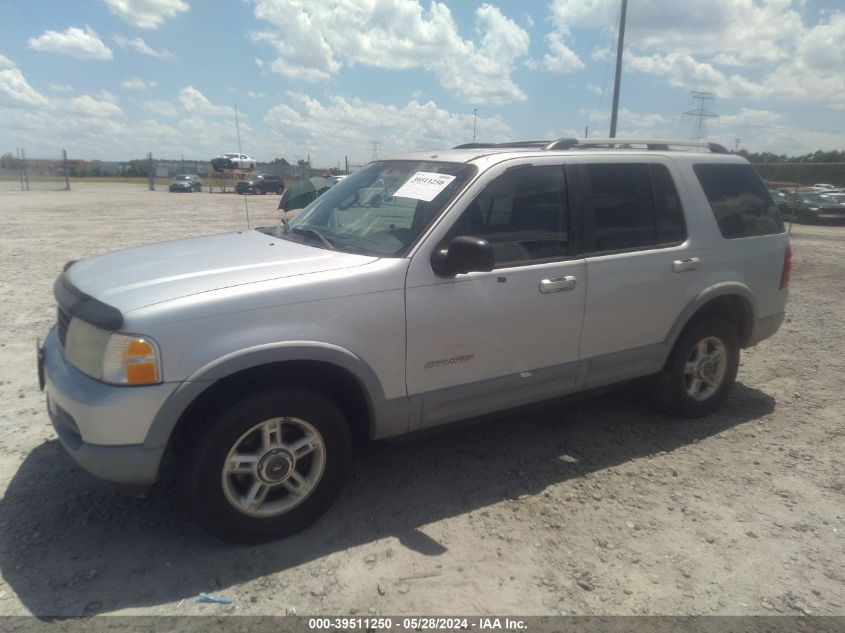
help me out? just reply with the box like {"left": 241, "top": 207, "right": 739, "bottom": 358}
{"left": 1, "top": 0, "right": 844, "bottom": 167}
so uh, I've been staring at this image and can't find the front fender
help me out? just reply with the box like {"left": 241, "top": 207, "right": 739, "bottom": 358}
{"left": 143, "top": 341, "right": 408, "bottom": 449}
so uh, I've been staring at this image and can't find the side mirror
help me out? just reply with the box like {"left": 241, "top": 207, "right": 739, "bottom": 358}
{"left": 431, "top": 235, "right": 495, "bottom": 276}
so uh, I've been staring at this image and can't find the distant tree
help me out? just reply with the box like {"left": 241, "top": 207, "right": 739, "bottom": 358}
{"left": 271, "top": 157, "right": 291, "bottom": 166}
{"left": 0, "top": 152, "right": 20, "bottom": 169}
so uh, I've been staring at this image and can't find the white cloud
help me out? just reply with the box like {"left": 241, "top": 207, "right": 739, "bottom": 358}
{"left": 103, "top": 0, "right": 189, "bottom": 29}
{"left": 177, "top": 86, "right": 232, "bottom": 115}
{"left": 260, "top": 92, "right": 511, "bottom": 163}
{"left": 718, "top": 108, "right": 785, "bottom": 127}
{"left": 250, "top": 0, "right": 530, "bottom": 104}
{"left": 69, "top": 95, "right": 123, "bottom": 118}
{"left": 140, "top": 99, "right": 181, "bottom": 117}
{"left": 113, "top": 34, "right": 174, "bottom": 59}
{"left": 247, "top": 91, "right": 266, "bottom": 99}
{"left": 49, "top": 84, "right": 74, "bottom": 93}
{"left": 578, "top": 107, "right": 669, "bottom": 129}
{"left": 0, "top": 58, "right": 50, "bottom": 107}
{"left": 545, "top": 0, "right": 845, "bottom": 108}
{"left": 527, "top": 32, "right": 584, "bottom": 73}
{"left": 121, "top": 77, "right": 156, "bottom": 91}
{"left": 27, "top": 26, "right": 113, "bottom": 60}
{"left": 586, "top": 82, "right": 603, "bottom": 95}
{"left": 549, "top": 0, "right": 802, "bottom": 66}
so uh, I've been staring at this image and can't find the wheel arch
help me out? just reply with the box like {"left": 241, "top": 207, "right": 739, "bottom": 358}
{"left": 144, "top": 343, "right": 401, "bottom": 454}
{"left": 664, "top": 283, "right": 756, "bottom": 363}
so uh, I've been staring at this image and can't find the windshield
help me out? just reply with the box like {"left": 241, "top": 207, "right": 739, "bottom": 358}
{"left": 274, "top": 160, "right": 475, "bottom": 256}
{"left": 172, "top": 175, "right": 191, "bottom": 181}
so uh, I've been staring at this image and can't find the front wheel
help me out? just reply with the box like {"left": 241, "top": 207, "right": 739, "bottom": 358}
{"left": 185, "top": 388, "right": 353, "bottom": 543}
{"left": 652, "top": 318, "right": 739, "bottom": 418}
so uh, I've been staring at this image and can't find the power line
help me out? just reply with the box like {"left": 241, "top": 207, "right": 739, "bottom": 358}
{"left": 683, "top": 91, "right": 719, "bottom": 139}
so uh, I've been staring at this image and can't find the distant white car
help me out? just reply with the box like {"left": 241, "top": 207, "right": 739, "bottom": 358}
{"left": 211, "top": 153, "right": 256, "bottom": 171}
{"left": 811, "top": 183, "right": 837, "bottom": 191}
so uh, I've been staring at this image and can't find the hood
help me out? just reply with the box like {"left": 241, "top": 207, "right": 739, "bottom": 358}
{"left": 65, "top": 229, "right": 377, "bottom": 314}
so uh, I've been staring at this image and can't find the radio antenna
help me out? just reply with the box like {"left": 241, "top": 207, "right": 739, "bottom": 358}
{"left": 234, "top": 102, "right": 250, "bottom": 228}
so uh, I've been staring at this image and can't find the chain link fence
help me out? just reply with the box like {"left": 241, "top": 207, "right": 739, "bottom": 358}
{"left": 0, "top": 149, "right": 71, "bottom": 191}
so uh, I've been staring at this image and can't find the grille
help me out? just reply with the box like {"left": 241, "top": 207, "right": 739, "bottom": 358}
{"left": 57, "top": 307, "right": 70, "bottom": 349}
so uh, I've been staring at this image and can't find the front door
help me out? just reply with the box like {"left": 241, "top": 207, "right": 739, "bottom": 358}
{"left": 405, "top": 162, "right": 587, "bottom": 429}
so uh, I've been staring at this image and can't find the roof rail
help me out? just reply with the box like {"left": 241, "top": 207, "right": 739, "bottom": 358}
{"left": 545, "top": 137, "right": 730, "bottom": 153}
{"left": 453, "top": 138, "right": 731, "bottom": 154}
{"left": 452, "top": 141, "right": 550, "bottom": 149}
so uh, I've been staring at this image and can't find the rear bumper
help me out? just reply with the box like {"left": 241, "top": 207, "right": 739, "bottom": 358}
{"left": 747, "top": 311, "right": 785, "bottom": 347}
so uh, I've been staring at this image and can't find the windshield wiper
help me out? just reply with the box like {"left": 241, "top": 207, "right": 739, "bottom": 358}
{"left": 292, "top": 226, "right": 335, "bottom": 250}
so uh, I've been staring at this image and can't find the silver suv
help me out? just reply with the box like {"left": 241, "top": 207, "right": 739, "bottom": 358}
{"left": 39, "top": 138, "right": 790, "bottom": 543}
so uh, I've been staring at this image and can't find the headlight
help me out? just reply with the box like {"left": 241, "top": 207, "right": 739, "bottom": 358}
{"left": 64, "top": 319, "right": 161, "bottom": 385}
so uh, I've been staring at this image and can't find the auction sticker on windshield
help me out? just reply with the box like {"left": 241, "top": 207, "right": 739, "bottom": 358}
{"left": 394, "top": 172, "right": 457, "bottom": 202}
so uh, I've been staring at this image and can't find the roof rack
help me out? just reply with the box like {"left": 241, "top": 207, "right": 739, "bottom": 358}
{"left": 453, "top": 141, "right": 549, "bottom": 150}
{"left": 453, "top": 138, "right": 730, "bottom": 154}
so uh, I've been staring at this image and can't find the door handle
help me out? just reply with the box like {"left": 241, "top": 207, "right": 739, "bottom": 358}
{"left": 539, "top": 276, "right": 577, "bottom": 293}
{"left": 672, "top": 257, "right": 700, "bottom": 273}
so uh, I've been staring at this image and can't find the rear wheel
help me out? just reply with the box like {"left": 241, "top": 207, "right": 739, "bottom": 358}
{"left": 652, "top": 318, "right": 739, "bottom": 418}
{"left": 254, "top": 185, "right": 263, "bottom": 195}
{"left": 185, "top": 388, "right": 353, "bottom": 543}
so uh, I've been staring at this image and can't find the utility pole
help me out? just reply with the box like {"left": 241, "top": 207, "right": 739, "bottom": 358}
{"left": 16, "top": 148, "right": 24, "bottom": 191}
{"left": 234, "top": 102, "right": 243, "bottom": 155}
{"left": 21, "top": 148, "right": 29, "bottom": 191}
{"left": 473, "top": 108, "right": 478, "bottom": 143}
{"left": 62, "top": 149, "right": 70, "bottom": 190}
{"left": 683, "top": 91, "right": 719, "bottom": 139}
{"left": 609, "top": 0, "right": 627, "bottom": 138}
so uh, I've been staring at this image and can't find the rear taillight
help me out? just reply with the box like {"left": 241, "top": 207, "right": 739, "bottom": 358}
{"left": 779, "top": 243, "right": 792, "bottom": 289}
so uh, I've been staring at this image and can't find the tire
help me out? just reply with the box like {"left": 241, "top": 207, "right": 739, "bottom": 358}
{"left": 185, "top": 388, "right": 353, "bottom": 543}
{"left": 652, "top": 318, "right": 739, "bottom": 418}
{"left": 276, "top": 186, "right": 283, "bottom": 195}
{"left": 254, "top": 185, "right": 263, "bottom": 195}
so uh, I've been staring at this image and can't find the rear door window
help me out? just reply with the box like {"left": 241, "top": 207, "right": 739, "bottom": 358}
{"left": 583, "top": 163, "right": 686, "bottom": 253}
{"left": 693, "top": 163, "right": 785, "bottom": 238}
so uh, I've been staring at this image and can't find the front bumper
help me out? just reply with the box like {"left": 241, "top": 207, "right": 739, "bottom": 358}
{"left": 40, "top": 327, "right": 177, "bottom": 485}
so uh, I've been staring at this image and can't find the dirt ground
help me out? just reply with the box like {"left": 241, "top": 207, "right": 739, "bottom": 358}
{"left": 0, "top": 182, "right": 842, "bottom": 617}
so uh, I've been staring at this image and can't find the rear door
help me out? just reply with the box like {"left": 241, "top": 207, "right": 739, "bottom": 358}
{"left": 574, "top": 158, "right": 702, "bottom": 387}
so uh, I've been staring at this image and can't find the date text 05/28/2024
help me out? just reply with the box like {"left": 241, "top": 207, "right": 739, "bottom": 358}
{"left": 307, "top": 617, "right": 527, "bottom": 630}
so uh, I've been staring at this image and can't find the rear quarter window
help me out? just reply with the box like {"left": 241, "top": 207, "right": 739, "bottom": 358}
{"left": 694, "top": 163, "right": 785, "bottom": 238}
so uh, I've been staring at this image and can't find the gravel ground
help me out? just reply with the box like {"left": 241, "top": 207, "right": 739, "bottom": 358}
{"left": 0, "top": 182, "right": 842, "bottom": 617}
